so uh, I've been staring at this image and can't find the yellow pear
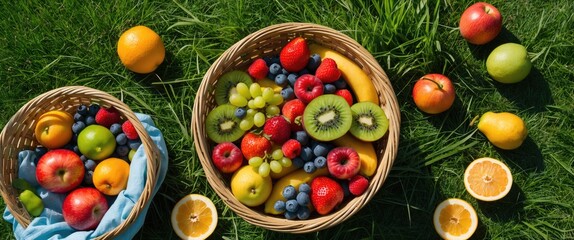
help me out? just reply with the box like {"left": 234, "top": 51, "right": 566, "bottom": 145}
{"left": 231, "top": 165, "right": 272, "bottom": 207}
{"left": 476, "top": 112, "right": 527, "bottom": 150}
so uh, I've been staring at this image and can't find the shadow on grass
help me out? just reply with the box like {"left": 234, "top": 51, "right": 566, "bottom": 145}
{"left": 493, "top": 68, "right": 553, "bottom": 113}
{"left": 497, "top": 136, "right": 545, "bottom": 173}
{"left": 467, "top": 26, "right": 522, "bottom": 60}
{"left": 477, "top": 182, "right": 526, "bottom": 222}
{"left": 131, "top": 50, "right": 188, "bottom": 97}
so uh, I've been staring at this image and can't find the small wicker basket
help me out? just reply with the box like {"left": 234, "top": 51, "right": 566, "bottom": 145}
{"left": 192, "top": 22, "right": 400, "bottom": 233}
{"left": 0, "top": 86, "right": 161, "bottom": 239}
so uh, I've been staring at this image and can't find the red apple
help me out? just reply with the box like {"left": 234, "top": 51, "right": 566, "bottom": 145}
{"left": 212, "top": 142, "right": 243, "bottom": 173}
{"left": 62, "top": 187, "right": 109, "bottom": 230}
{"left": 459, "top": 2, "right": 502, "bottom": 45}
{"left": 36, "top": 149, "right": 85, "bottom": 193}
{"left": 326, "top": 147, "right": 361, "bottom": 179}
{"left": 412, "top": 73, "right": 455, "bottom": 114}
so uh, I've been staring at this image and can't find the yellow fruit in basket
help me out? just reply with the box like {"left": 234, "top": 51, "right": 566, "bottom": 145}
{"left": 92, "top": 158, "right": 130, "bottom": 196}
{"left": 433, "top": 198, "right": 478, "bottom": 240}
{"left": 34, "top": 110, "right": 74, "bottom": 149}
{"left": 264, "top": 167, "right": 328, "bottom": 214}
{"left": 309, "top": 43, "right": 379, "bottom": 105}
{"left": 332, "top": 133, "right": 378, "bottom": 177}
{"left": 476, "top": 111, "right": 527, "bottom": 150}
{"left": 464, "top": 157, "right": 513, "bottom": 201}
{"left": 117, "top": 25, "right": 165, "bottom": 74}
{"left": 231, "top": 165, "right": 272, "bottom": 207}
{"left": 257, "top": 78, "right": 283, "bottom": 93}
{"left": 171, "top": 194, "right": 218, "bottom": 240}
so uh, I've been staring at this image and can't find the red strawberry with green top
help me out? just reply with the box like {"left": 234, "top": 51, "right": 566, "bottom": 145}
{"left": 311, "top": 176, "right": 344, "bottom": 215}
{"left": 335, "top": 89, "right": 354, "bottom": 106}
{"left": 280, "top": 37, "right": 310, "bottom": 72}
{"left": 122, "top": 120, "right": 139, "bottom": 140}
{"left": 95, "top": 107, "right": 121, "bottom": 128}
{"left": 247, "top": 58, "right": 269, "bottom": 80}
{"left": 282, "top": 99, "right": 306, "bottom": 131}
{"left": 262, "top": 116, "right": 291, "bottom": 145}
{"left": 315, "top": 58, "right": 341, "bottom": 83}
{"left": 240, "top": 132, "right": 272, "bottom": 160}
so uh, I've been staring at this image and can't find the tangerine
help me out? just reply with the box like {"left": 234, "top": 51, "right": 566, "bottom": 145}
{"left": 92, "top": 157, "right": 130, "bottom": 196}
{"left": 117, "top": 25, "right": 165, "bottom": 74}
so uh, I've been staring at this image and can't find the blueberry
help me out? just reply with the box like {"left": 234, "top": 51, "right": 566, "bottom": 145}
{"left": 303, "top": 161, "right": 316, "bottom": 173}
{"left": 281, "top": 68, "right": 289, "bottom": 75}
{"left": 293, "top": 131, "right": 309, "bottom": 146}
{"left": 280, "top": 87, "right": 294, "bottom": 101}
{"left": 296, "top": 192, "right": 310, "bottom": 206}
{"left": 284, "top": 210, "right": 297, "bottom": 220}
{"left": 263, "top": 56, "right": 280, "bottom": 66}
{"left": 298, "top": 183, "right": 311, "bottom": 194}
{"left": 314, "top": 156, "right": 327, "bottom": 168}
{"left": 273, "top": 200, "right": 286, "bottom": 212}
{"left": 296, "top": 206, "right": 311, "bottom": 220}
{"left": 116, "top": 133, "right": 128, "bottom": 145}
{"left": 307, "top": 54, "right": 322, "bottom": 72}
{"left": 128, "top": 139, "right": 142, "bottom": 150}
{"left": 298, "top": 68, "right": 309, "bottom": 76}
{"left": 282, "top": 185, "right": 296, "bottom": 200}
{"left": 313, "top": 142, "right": 330, "bottom": 157}
{"left": 72, "top": 121, "right": 86, "bottom": 134}
{"left": 300, "top": 146, "right": 313, "bottom": 161}
{"left": 324, "top": 84, "right": 337, "bottom": 94}
{"left": 80, "top": 155, "right": 88, "bottom": 162}
{"left": 109, "top": 123, "right": 122, "bottom": 136}
{"left": 269, "top": 63, "right": 282, "bottom": 75}
{"left": 84, "top": 170, "right": 94, "bottom": 185}
{"left": 292, "top": 157, "right": 305, "bottom": 168}
{"left": 285, "top": 199, "right": 299, "bottom": 213}
{"left": 88, "top": 104, "right": 100, "bottom": 117}
{"left": 275, "top": 74, "right": 288, "bottom": 86}
{"left": 234, "top": 107, "right": 247, "bottom": 119}
{"left": 35, "top": 147, "right": 47, "bottom": 158}
{"left": 77, "top": 104, "right": 89, "bottom": 116}
{"left": 287, "top": 73, "right": 298, "bottom": 87}
{"left": 267, "top": 72, "right": 277, "bottom": 81}
{"left": 73, "top": 145, "right": 81, "bottom": 155}
{"left": 84, "top": 159, "right": 97, "bottom": 171}
{"left": 85, "top": 116, "right": 96, "bottom": 125}
{"left": 116, "top": 145, "right": 129, "bottom": 157}
{"left": 334, "top": 78, "right": 347, "bottom": 89}
{"left": 74, "top": 112, "right": 85, "bottom": 122}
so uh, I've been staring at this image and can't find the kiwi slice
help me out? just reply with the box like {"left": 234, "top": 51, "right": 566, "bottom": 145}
{"left": 303, "top": 94, "right": 352, "bottom": 141}
{"left": 349, "top": 102, "right": 389, "bottom": 142}
{"left": 206, "top": 104, "right": 245, "bottom": 143}
{"left": 214, "top": 70, "right": 253, "bottom": 105}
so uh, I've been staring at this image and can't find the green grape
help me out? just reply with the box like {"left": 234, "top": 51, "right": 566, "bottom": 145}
{"left": 246, "top": 109, "right": 257, "bottom": 117}
{"left": 248, "top": 157, "right": 263, "bottom": 167}
{"left": 229, "top": 87, "right": 238, "bottom": 96}
{"left": 279, "top": 157, "right": 292, "bottom": 168}
{"left": 253, "top": 96, "right": 266, "bottom": 108}
{"left": 229, "top": 94, "right": 248, "bottom": 107}
{"left": 236, "top": 82, "right": 251, "bottom": 99}
{"left": 262, "top": 87, "right": 275, "bottom": 102}
{"left": 270, "top": 160, "right": 283, "bottom": 173}
{"left": 259, "top": 162, "right": 270, "bottom": 177}
{"left": 253, "top": 112, "right": 266, "bottom": 127}
{"left": 247, "top": 99, "right": 256, "bottom": 109}
{"left": 265, "top": 105, "right": 280, "bottom": 116}
{"left": 249, "top": 83, "right": 262, "bottom": 97}
{"left": 271, "top": 149, "right": 283, "bottom": 160}
{"left": 268, "top": 93, "right": 284, "bottom": 105}
{"left": 239, "top": 119, "right": 254, "bottom": 131}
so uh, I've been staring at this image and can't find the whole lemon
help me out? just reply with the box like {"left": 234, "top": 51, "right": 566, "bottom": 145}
{"left": 486, "top": 43, "right": 532, "bottom": 84}
{"left": 230, "top": 166, "right": 272, "bottom": 207}
{"left": 477, "top": 112, "right": 527, "bottom": 150}
{"left": 117, "top": 25, "right": 165, "bottom": 74}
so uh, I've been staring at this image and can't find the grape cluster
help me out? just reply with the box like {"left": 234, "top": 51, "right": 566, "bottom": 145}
{"left": 290, "top": 131, "right": 334, "bottom": 173}
{"left": 230, "top": 82, "right": 283, "bottom": 130}
{"left": 248, "top": 148, "right": 292, "bottom": 177}
{"left": 273, "top": 183, "right": 312, "bottom": 220}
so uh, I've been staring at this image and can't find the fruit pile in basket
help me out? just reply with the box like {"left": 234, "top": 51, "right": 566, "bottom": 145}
{"left": 14, "top": 104, "right": 141, "bottom": 230}
{"left": 206, "top": 37, "right": 389, "bottom": 219}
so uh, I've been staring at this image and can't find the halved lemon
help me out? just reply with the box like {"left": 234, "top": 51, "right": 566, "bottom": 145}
{"left": 433, "top": 198, "right": 478, "bottom": 240}
{"left": 171, "top": 194, "right": 218, "bottom": 240}
{"left": 464, "top": 157, "right": 513, "bottom": 201}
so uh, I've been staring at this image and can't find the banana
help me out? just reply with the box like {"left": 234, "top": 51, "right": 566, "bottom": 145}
{"left": 257, "top": 78, "right": 283, "bottom": 93}
{"left": 332, "top": 133, "right": 378, "bottom": 177}
{"left": 264, "top": 167, "right": 329, "bottom": 214}
{"left": 269, "top": 163, "right": 298, "bottom": 179}
{"left": 309, "top": 44, "right": 379, "bottom": 105}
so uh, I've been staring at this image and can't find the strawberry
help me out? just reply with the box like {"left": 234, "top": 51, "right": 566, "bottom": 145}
{"left": 279, "top": 37, "right": 310, "bottom": 72}
{"left": 281, "top": 139, "right": 301, "bottom": 159}
{"left": 335, "top": 89, "right": 354, "bottom": 106}
{"left": 282, "top": 99, "right": 306, "bottom": 131}
{"left": 262, "top": 116, "right": 291, "bottom": 145}
{"left": 348, "top": 175, "right": 369, "bottom": 196}
{"left": 95, "top": 107, "right": 121, "bottom": 128}
{"left": 122, "top": 120, "right": 139, "bottom": 140}
{"left": 315, "top": 58, "right": 341, "bottom": 83}
{"left": 247, "top": 58, "right": 268, "bottom": 80}
{"left": 240, "top": 132, "right": 272, "bottom": 160}
{"left": 310, "top": 176, "right": 344, "bottom": 215}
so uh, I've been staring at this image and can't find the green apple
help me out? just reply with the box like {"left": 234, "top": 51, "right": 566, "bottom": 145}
{"left": 78, "top": 125, "right": 116, "bottom": 160}
{"left": 486, "top": 43, "right": 532, "bottom": 84}
{"left": 231, "top": 165, "right": 272, "bottom": 207}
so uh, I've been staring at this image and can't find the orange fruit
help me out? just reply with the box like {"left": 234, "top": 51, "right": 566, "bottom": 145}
{"left": 117, "top": 25, "right": 165, "bottom": 74}
{"left": 433, "top": 198, "right": 478, "bottom": 240}
{"left": 92, "top": 158, "right": 130, "bottom": 196}
{"left": 171, "top": 194, "right": 218, "bottom": 240}
{"left": 34, "top": 110, "right": 74, "bottom": 149}
{"left": 464, "top": 157, "right": 513, "bottom": 201}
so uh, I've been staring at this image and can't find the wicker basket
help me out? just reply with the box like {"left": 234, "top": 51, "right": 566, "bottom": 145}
{"left": 0, "top": 86, "right": 161, "bottom": 239}
{"left": 192, "top": 22, "right": 400, "bottom": 233}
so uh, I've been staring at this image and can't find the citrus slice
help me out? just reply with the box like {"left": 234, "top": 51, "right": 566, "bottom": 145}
{"left": 171, "top": 194, "right": 218, "bottom": 240}
{"left": 464, "top": 157, "right": 513, "bottom": 201}
{"left": 433, "top": 198, "right": 478, "bottom": 240}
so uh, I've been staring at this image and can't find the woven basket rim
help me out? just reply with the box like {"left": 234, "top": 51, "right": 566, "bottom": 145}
{"left": 192, "top": 22, "right": 401, "bottom": 233}
{"left": 0, "top": 85, "right": 161, "bottom": 239}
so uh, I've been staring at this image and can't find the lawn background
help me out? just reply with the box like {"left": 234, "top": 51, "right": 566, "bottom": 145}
{"left": 1, "top": 0, "right": 573, "bottom": 239}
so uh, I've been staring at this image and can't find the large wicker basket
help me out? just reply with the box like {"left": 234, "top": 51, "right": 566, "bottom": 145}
{"left": 192, "top": 22, "right": 400, "bottom": 233}
{"left": 0, "top": 86, "right": 161, "bottom": 239}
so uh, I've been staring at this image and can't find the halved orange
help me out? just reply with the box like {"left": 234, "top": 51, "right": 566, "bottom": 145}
{"left": 433, "top": 198, "right": 478, "bottom": 240}
{"left": 171, "top": 194, "right": 218, "bottom": 240}
{"left": 464, "top": 157, "right": 513, "bottom": 201}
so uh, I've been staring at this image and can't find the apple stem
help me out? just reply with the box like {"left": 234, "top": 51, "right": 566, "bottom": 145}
{"left": 484, "top": 6, "right": 491, "bottom": 14}
{"left": 422, "top": 77, "right": 443, "bottom": 90}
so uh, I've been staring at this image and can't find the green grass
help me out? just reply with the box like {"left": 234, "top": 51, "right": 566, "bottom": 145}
{"left": 1, "top": 0, "right": 573, "bottom": 239}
